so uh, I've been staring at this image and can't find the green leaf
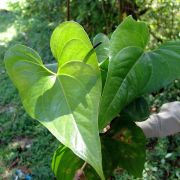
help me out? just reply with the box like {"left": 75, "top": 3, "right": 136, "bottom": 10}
{"left": 45, "top": 63, "right": 58, "bottom": 73}
{"left": 52, "top": 145, "right": 100, "bottom": 180}
{"left": 105, "top": 118, "right": 146, "bottom": 177}
{"left": 121, "top": 97, "right": 150, "bottom": 122}
{"left": 99, "top": 58, "right": 109, "bottom": 90}
{"left": 52, "top": 145, "right": 83, "bottom": 180}
{"left": 110, "top": 16, "right": 149, "bottom": 57}
{"left": 50, "top": 21, "right": 99, "bottom": 71}
{"left": 99, "top": 41, "right": 180, "bottom": 129}
{"left": 52, "top": 142, "right": 119, "bottom": 179}
{"left": 52, "top": 144, "right": 116, "bottom": 180}
{"left": 52, "top": 122, "right": 146, "bottom": 179}
{"left": 93, "top": 33, "right": 110, "bottom": 63}
{"left": 4, "top": 44, "right": 104, "bottom": 179}
{"left": 141, "top": 40, "right": 180, "bottom": 93}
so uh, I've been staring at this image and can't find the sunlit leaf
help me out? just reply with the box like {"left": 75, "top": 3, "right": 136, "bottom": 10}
{"left": 50, "top": 21, "right": 99, "bottom": 71}
{"left": 4, "top": 44, "right": 104, "bottom": 179}
{"left": 110, "top": 16, "right": 149, "bottom": 58}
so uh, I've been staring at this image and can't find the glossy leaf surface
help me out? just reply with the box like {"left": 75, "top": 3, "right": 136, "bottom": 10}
{"left": 93, "top": 33, "right": 110, "bottom": 63}
{"left": 52, "top": 145, "right": 100, "bottom": 180}
{"left": 110, "top": 16, "right": 149, "bottom": 58}
{"left": 50, "top": 21, "right": 99, "bottom": 71}
{"left": 99, "top": 41, "right": 180, "bottom": 129}
{"left": 4, "top": 44, "right": 104, "bottom": 179}
{"left": 52, "top": 145, "right": 83, "bottom": 180}
{"left": 52, "top": 144, "right": 117, "bottom": 180}
{"left": 52, "top": 118, "right": 146, "bottom": 179}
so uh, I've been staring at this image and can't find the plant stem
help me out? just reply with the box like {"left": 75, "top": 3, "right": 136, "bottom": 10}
{"left": 67, "top": 0, "right": 70, "bottom": 20}
{"left": 81, "top": 162, "right": 87, "bottom": 171}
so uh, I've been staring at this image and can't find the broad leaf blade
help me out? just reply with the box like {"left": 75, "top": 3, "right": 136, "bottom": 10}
{"left": 106, "top": 118, "right": 146, "bottom": 177}
{"left": 99, "top": 42, "right": 180, "bottom": 129}
{"left": 99, "top": 46, "right": 144, "bottom": 129}
{"left": 110, "top": 16, "right": 149, "bottom": 58}
{"left": 93, "top": 33, "right": 110, "bottom": 63}
{"left": 4, "top": 44, "right": 104, "bottom": 179}
{"left": 50, "top": 21, "right": 98, "bottom": 71}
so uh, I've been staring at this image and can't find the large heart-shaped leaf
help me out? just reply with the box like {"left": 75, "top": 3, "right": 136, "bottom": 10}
{"left": 99, "top": 41, "right": 180, "bottom": 129}
{"left": 4, "top": 43, "right": 104, "bottom": 179}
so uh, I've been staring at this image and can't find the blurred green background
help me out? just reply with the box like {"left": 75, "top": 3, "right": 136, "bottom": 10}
{"left": 0, "top": 0, "right": 179, "bottom": 179}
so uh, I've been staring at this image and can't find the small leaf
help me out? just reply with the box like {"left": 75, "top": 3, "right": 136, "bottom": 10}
{"left": 52, "top": 145, "right": 100, "bottom": 180}
{"left": 52, "top": 145, "right": 83, "bottom": 180}
{"left": 93, "top": 33, "right": 110, "bottom": 63}
{"left": 110, "top": 16, "right": 149, "bottom": 58}
{"left": 52, "top": 141, "right": 121, "bottom": 180}
{"left": 4, "top": 44, "right": 104, "bottom": 179}
{"left": 121, "top": 97, "right": 150, "bottom": 122}
{"left": 50, "top": 21, "right": 99, "bottom": 71}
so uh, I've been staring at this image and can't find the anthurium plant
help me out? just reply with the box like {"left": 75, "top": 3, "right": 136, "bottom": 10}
{"left": 4, "top": 16, "right": 180, "bottom": 179}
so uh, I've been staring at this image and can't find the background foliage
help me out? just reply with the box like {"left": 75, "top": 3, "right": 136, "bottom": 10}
{"left": 0, "top": 0, "right": 179, "bottom": 179}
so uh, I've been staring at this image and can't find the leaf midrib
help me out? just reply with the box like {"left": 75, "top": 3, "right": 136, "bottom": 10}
{"left": 100, "top": 50, "right": 144, "bottom": 126}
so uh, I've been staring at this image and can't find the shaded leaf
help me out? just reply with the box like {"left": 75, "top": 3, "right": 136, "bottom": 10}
{"left": 99, "top": 58, "right": 109, "bottom": 90}
{"left": 99, "top": 41, "right": 180, "bottom": 129}
{"left": 105, "top": 118, "right": 146, "bottom": 177}
{"left": 52, "top": 145, "right": 83, "bottom": 180}
{"left": 52, "top": 145, "right": 101, "bottom": 180}
{"left": 93, "top": 33, "right": 110, "bottom": 63}
{"left": 141, "top": 40, "right": 180, "bottom": 93}
{"left": 45, "top": 63, "right": 58, "bottom": 73}
{"left": 52, "top": 120, "right": 145, "bottom": 179}
{"left": 121, "top": 97, "right": 150, "bottom": 122}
